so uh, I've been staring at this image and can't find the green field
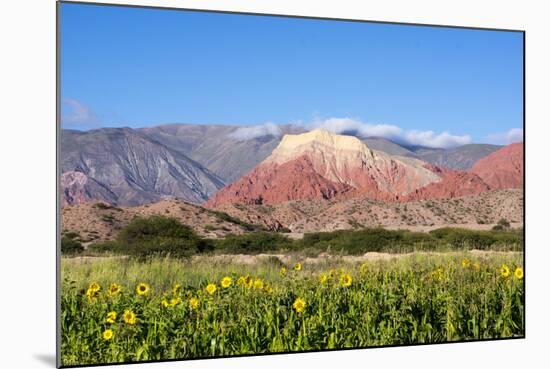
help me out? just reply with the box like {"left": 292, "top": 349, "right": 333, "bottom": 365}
{"left": 60, "top": 252, "right": 524, "bottom": 366}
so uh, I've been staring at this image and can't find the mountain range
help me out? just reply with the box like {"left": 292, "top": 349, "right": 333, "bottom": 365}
{"left": 60, "top": 124, "right": 522, "bottom": 207}
{"left": 206, "top": 129, "right": 523, "bottom": 206}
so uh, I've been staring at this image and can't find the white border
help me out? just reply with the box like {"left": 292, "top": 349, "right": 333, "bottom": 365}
{"left": 1, "top": 1, "right": 549, "bottom": 368}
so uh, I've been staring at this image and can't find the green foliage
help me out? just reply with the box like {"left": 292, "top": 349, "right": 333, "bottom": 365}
{"left": 60, "top": 254, "right": 524, "bottom": 365}
{"left": 206, "top": 209, "right": 266, "bottom": 232}
{"left": 61, "top": 236, "right": 84, "bottom": 254}
{"left": 213, "top": 232, "right": 293, "bottom": 254}
{"left": 93, "top": 202, "right": 122, "bottom": 211}
{"left": 429, "top": 227, "right": 522, "bottom": 250}
{"left": 99, "top": 215, "right": 212, "bottom": 258}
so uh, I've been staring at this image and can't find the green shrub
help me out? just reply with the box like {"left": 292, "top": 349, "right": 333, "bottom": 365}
{"left": 109, "top": 215, "right": 211, "bottom": 258}
{"left": 213, "top": 232, "right": 292, "bottom": 254}
{"left": 61, "top": 236, "right": 84, "bottom": 254}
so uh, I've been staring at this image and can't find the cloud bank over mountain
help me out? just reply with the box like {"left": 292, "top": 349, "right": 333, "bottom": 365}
{"left": 228, "top": 123, "right": 283, "bottom": 141}
{"left": 306, "top": 118, "right": 472, "bottom": 149}
{"left": 487, "top": 128, "right": 524, "bottom": 145}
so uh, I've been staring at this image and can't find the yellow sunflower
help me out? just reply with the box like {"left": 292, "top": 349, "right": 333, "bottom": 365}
{"left": 86, "top": 287, "right": 100, "bottom": 302}
{"left": 108, "top": 283, "right": 121, "bottom": 297}
{"left": 514, "top": 267, "right": 524, "bottom": 280}
{"left": 205, "top": 283, "right": 217, "bottom": 295}
{"left": 106, "top": 311, "right": 117, "bottom": 324}
{"left": 172, "top": 283, "right": 182, "bottom": 295}
{"left": 161, "top": 298, "right": 170, "bottom": 308}
{"left": 89, "top": 282, "right": 101, "bottom": 292}
{"left": 294, "top": 262, "right": 302, "bottom": 271}
{"left": 319, "top": 273, "right": 329, "bottom": 284}
{"left": 280, "top": 267, "right": 287, "bottom": 276}
{"left": 500, "top": 264, "right": 511, "bottom": 278}
{"left": 245, "top": 276, "right": 253, "bottom": 289}
{"left": 293, "top": 297, "right": 306, "bottom": 313}
{"left": 136, "top": 283, "right": 150, "bottom": 296}
{"left": 340, "top": 273, "right": 353, "bottom": 287}
{"left": 253, "top": 278, "right": 264, "bottom": 290}
{"left": 221, "top": 276, "right": 232, "bottom": 289}
{"left": 189, "top": 297, "right": 199, "bottom": 310}
{"left": 123, "top": 310, "right": 136, "bottom": 325}
{"left": 102, "top": 329, "right": 114, "bottom": 341}
{"left": 170, "top": 297, "right": 181, "bottom": 306}
{"left": 462, "top": 258, "right": 470, "bottom": 268}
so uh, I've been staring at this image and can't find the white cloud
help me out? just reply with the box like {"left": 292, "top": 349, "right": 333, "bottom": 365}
{"left": 225, "top": 117, "right": 473, "bottom": 149}
{"left": 228, "top": 122, "right": 283, "bottom": 141}
{"left": 308, "top": 117, "right": 471, "bottom": 149}
{"left": 61, "top": 98, "right": 98, "bottom": 126}
{"left": 403, "top": 130, "right": 472, "bottom": 148}
{"left": 487, "top": 128, "right": 524, "bottom": 145}
{"left": 308, "top": 118, "right": 403, "bottom": 141}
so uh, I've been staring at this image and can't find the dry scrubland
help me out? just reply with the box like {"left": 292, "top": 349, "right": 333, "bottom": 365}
{"left": 61, "top": 252, "right": 524, "bottom": 366}
{"left": 215, "top": 189, "right": 523, "bottom": 233}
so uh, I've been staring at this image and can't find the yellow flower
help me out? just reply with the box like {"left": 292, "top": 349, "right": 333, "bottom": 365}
{"left": 136, "top": 283, "right": 150, "bottom": 296}
{"left": 106, "top": 311, "right": 117, "bottom": 324}
{"left": 280, "top": 267, "right": 287, "bottom": 276}
{"left": 253, "top": 278, "right": 264, "bottom": 290}
{"left": 189, "top": 297, "right": 199, "bottom": 309}
{"left": 170, "top": 297, "right": 181, "bottom": 306}
{"left": 172, "top": 283, "right": 181, "bottom": 295}
{"left": 264, "top": 284, "right": 274, "bottom": 294}
{"left": 161, "top": 298, "right": 170, "bottom": 308}
{"left": 500, "top": 264, "right": 511, "bottom": 278}
{"left": 514, "top": 267, "right": 524, "bottom": 280}
{"left": 340, "top": 273, "right": 353, "bottom": 287}
{"left": 108, "top": 283, "right": 121, "bottom": 297}
{"left": 86, "top": 287, "right": 100, "bottom": 302}
{"left": 221, "top": 276, "right": 232, "bottom": 289}
{"left": 205, "top": 283, "right": 217, "bottom": 295}
{"left": 294, "top": 262, "right": 302, "bottom": 271}
{"left": 89, "top": 282, "right": 101, "bottom": 292}
{"left": 462, "top": 258, "right": 470, "bottom": 268}
{"left": 102, "top": 329, "right": 114, "bottom": 341}
{"left": 123, "top": 310, "right": 136, "bottom": 325}
{"left": 293, "top": 297, "right": 306, "bottom": 313}
{"left": 319, "top": 273, "right": 329, "bottom": 284}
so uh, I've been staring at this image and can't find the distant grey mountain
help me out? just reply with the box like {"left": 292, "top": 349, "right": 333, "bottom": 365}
{"left": 412, "top": 144, "right": 502, "bottom": 170}
{"left": 140, "top": 124, "right": 304, "bottom": 183}
{"left": 60, "top": 128, "right": 224, "bottom": 206}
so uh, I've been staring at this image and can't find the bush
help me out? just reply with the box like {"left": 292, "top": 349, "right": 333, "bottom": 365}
{"left": 61, "top": 236, "right": 84, "bottom": 254}
{"left": 213, "top": 232, "right": 292, "bottom": 254}
{"left": 109, "top": 215, "right": 211, "bottom": 258}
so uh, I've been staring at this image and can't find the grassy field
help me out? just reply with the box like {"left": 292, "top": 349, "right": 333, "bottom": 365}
{"left": 60, "top": 252, "right": 524, "bottom": 366}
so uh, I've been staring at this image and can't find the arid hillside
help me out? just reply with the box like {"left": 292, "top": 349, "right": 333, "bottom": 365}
{"left": 213, "top": 189, "right": 523, "bottom": 233}
{"left": 61, "top": 199, "right": 258, "bottom": 245}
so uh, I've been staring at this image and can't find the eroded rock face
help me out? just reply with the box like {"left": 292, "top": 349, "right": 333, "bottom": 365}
{"left": 206, "top": 131, "right": 524, "bottom": 207}
{"left": 206, "top": 129, "right": 442, "bottom": 206}
{"left": 470, "top": 142, "right": 524, "bottom": 189}
{"left": 61, "top": 171, "right": 117, "bottom": 206}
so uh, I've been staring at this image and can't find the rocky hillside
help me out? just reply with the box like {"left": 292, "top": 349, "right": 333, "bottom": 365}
{"left": 213, "top": 189, "right": 523, "bottom": 233}
{"left": 61, "top": 128, "right": 224, "bottom": 206}
{"left": 470, "top": 142, "right": 524, "bottom": 189}
{"left": 61, "top": 199, "right": 258, "bottom": 245}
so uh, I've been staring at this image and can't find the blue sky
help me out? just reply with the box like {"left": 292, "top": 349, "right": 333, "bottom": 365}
{"left": 60, "top": 2, "right": 524, "bottom": 147}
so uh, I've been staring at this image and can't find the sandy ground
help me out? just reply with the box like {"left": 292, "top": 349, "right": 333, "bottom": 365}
{"left": 63, "top": 250, "right": 522, "bottom": 267}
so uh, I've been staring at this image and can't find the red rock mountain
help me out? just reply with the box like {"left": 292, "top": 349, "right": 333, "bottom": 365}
{"left": 205, "top": 130, "right": 524, "bottom": 207}
{"left": 470, "top": 142, "right": 524, "bottom": 189}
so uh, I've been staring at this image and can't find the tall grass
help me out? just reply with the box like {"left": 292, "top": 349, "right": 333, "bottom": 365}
{"left": 61, "top": 253, "right": 524, "bottom": 366}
